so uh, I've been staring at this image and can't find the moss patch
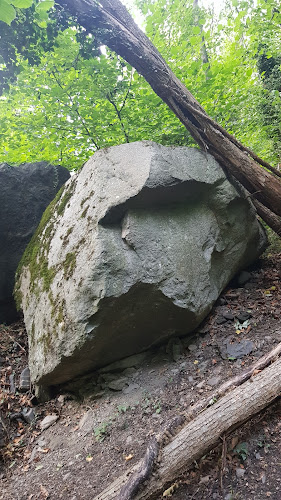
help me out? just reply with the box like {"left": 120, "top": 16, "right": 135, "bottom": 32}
{"left": 80, "top": 190, "right": 94, "bottom": 208}
{"left": 63, "top": 252, "right": 77, "bottom": 279}
{"left": 56, "top": 184, "right": 75, "bottom": 216}
{"left": 14, "top": 180, "right": 76, "bottom": 310}
{"left": 62, "top": 226, "right": 74, "bottom": 247}
{"left": 81, "top": 206, "right": 89, "bottom": 218}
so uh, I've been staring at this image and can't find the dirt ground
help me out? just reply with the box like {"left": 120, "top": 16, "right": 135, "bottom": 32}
{"left": 0, "top": 252, "right": 280, "bottom": 500}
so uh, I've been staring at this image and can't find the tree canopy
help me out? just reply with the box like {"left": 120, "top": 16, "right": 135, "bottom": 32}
{"left": 0, "top": 0, "right": 280, "bottom": 170}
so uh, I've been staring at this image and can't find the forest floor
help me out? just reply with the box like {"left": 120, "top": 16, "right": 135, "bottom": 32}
{"left": 0, "top": 252, "right": 280, "bottom": 500}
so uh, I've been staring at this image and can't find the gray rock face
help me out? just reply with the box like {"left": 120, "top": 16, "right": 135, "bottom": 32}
{"left": 0, "top": 162, "right": 70, "bottom": 324}
{"left": 16, "top": 142, "right": 267, "bottom": 394}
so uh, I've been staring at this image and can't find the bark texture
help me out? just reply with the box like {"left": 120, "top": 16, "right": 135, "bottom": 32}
{"left": 57, "top": 0, "right": 281, "bottom": 235}
{"left": 94, "top": 355, "right": 281, "bottom": 500}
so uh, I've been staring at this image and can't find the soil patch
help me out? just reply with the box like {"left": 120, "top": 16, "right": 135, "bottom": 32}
{"left": 1, "top": 254, "right": 280, "bottom": 499}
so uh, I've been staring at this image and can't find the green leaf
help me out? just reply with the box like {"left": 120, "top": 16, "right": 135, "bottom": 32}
{"left": 35, "top": 0, "right": 54, "bottom": 12}
{"left": 192, "top": 26, "right": 201, "bottom": 35}
{"left": 0, "top": 0, "right": 16, "bottom": 24}
{"left": 189, "top": 36, "right": 199, "bottom": 46}
{"left": 12, "top": 0, "right": 33, "bottom": 7}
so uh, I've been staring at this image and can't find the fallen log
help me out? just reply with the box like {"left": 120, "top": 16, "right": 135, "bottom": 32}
{"left": 187, "top": 340, "right": 281, "bottom": 419}
{"left": 94, "top": 347, "right": 281, "bottom": 500}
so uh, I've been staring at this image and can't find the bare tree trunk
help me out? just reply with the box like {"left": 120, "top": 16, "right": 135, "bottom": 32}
{"left": 57, "top": 0, "right": 281, "bottom": 235}
{"left": 193, "top": 0, "right": 210, "bottom": 73}
{"left": 94, "top": 355, "right": 281, "bottom": 500}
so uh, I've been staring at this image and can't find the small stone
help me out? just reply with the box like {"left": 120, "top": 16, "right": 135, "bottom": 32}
{"left": 99, "top": 373, "right": 117, "bottom": 383}
{"left": 37, "top": 438, "right": 47, "bottom": 447}
{"left": 236, "top": 311, "right": 252, "bottom": 322}
{"left": 188, "top": 376, "right": 194, "bottom": 382}
{"left": 187, "top": 344, "right": 197, "bottom": 352}
{"left": 57, "top": 395, "right": 65, "bottom": 405}
{"left": 172, "top": 339, "right": 183, "bottom": 361}
{"left": 199, "top": 361, "right": 208, "bottom": 373}
{"left": 207, "top": 376, "right": 221, "bottom": 387}
{"left": 123, "top": 383, "right": 140, "bottom": 394}
{"left": 78, "top": 410, "right": 94, "bottom": 435}
{"left": 40, "top": 414, "right": 59, "bottom": 431}
{"left": 29, "top": 446, "right": 39, "bottom": 462}
{"left": 222, "top": 311, "right": 234, "bottom": 321}
{"left": 260, "top": 472, "right": 266, "bottom": 484}
{"left": 122, "top": 367, "right": 138, "bottom": 377}
{"left": 216, "top": 316, "right": 227, "bottom": 325}
{"left": 92, "top": 390, "right": 105, "bottom": 399}
{"left": 217, "top": 297, "right": 227, "bottom": 306}
{"left": 219, "top": 340, "right": 254, "bottom": 360}
{"left": 236, "top": 467, "right": 246, "bottom": 479}
{"left": 21, "top": 407, "right": 36, "bottom": 424}
{"left": 107, "top": 377, "right": 128, "bottom": 391}
{"left": 126, "top": 435, "right": 133, "bottom": 445}
{"left": 19, "top": 367, "right": 30, "bottom": 392}
{"left": 199, "top": 475, "right": 210, "bottom": 484}
{"left": 236, "top": 271, "right": 251, "bottom": 286}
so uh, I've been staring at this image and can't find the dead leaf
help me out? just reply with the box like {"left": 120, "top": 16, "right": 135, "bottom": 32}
{"left": 231, "top": 436, "right": 239, "bottom": 450}
{"left": 39, "top": 484, "right": 49, "bottom": 499}
{"left": 124, "top": 454, "right": 134, "bottom": 461}
{"left": 163, "top": 482, "right": 179, "bottom": 497}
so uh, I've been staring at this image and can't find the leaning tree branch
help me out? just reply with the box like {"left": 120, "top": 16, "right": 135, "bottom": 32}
{"left": 56, "top": 0, "right": 281, "bottom": 235}
{"left": 94, "top": 346, "right": 281, "bottom": 500}
{"left": 253, "top": 199, "right": 281, "bottom": 236}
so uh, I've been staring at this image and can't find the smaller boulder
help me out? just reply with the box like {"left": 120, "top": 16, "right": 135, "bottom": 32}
{"left": 0, "top": 162, "right": 70, "bottom": 324}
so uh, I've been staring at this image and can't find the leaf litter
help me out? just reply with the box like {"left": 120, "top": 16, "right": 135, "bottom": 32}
{"left": 0, "top": 253, "right": 280, "bottom": 499}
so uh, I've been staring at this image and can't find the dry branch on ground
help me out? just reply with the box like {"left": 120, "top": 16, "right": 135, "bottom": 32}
{"left": 95, "top": 348, "right": 281, "bottom": 500}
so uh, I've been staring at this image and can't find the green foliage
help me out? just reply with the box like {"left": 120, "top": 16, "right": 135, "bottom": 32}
{"left": 233, "top": 441, "right": 248, "bottom": 462}
{"left": 0, "top": 0, "right": 52, "bottom": 25}
{"left": 0, "top": 25, "right": 192, "bottom": 169}
{"left": 0, "top": 0, "right": 280, "bottom": 170}
{"left": 94, "top": 421, "right": 111, "bottom": 442}
{"left": 138, "top": 0, "right": 281, "bottom": 164}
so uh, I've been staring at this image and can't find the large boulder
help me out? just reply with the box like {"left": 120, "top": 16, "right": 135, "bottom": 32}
{"left": 0, "top": 162, "right": 70, "bottom": 324}
{"left": 16, "top": 142, "right": 267, "bottom": 395}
